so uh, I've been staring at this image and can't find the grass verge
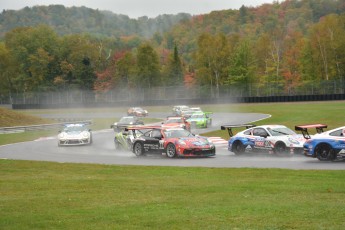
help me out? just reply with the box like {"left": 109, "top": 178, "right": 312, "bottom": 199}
{"left": 1, "top": 160, "right": 345, "bottom": 229}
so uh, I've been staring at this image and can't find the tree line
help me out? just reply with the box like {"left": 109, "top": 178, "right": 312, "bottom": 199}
{"left": 0, "top": 0, "right": 344, "bottom": 99}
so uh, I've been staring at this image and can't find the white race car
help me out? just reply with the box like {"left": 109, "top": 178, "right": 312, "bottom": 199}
{"left": 58, "top": 123, "right": 92, "bottom": 146}
{"left": 221, "top": 124, "right": 306, "bottom": 155}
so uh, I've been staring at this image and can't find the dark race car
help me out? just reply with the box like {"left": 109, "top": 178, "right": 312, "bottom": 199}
{"left": 126, "top": 126, "right": 216, "bottom": 158}
{"left": 113, "top": 127, "right": 150, "bottom": 151}
{"left": 110, "top": 116, "right": 144, "bottom": 132}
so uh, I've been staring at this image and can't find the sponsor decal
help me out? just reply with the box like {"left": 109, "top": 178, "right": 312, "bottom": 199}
{"left": 144, "top": 143, "right": 159, "bottom": 150}
{"left": 339, "top": 149, "right": 345, "bottom": 154}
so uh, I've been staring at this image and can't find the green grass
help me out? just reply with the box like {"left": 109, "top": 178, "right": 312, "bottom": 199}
{"left": 1, "top": 102, "right": 345, "bottom": 229}
{"left": 1, "top": 160, "right": 344, "bottom": 229}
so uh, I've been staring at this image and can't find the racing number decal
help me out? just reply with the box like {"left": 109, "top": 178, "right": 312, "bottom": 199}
{"left": 265, "top": 141, "right": 272, "bottom": 148}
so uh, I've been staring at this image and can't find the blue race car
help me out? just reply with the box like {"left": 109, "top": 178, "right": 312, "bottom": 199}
{"left": 221, "top": 124, "right": 306, "bottom": 155}
{"left": 295, "top": 124, "right": 345, "bottom": 161}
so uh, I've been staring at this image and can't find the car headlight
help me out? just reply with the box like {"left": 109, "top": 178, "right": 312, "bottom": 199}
{"left": 83, "top": 132, "right": 89, "bottom": 138}
{"left": 59, "top": 133, "right": 65, "bottom": 139}
{"left": 288, "top": 138, "right": 299, "bottom": 145}
{"left": 130, "top": 122, "right": 133, "bottom": 124}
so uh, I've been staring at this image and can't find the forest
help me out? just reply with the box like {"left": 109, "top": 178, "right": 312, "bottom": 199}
{"left": 0, "top": 0, "right": 344, "bottom": 101}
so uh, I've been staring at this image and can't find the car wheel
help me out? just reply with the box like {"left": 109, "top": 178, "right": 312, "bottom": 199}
{"left": 232, "top": 141, "right": 245, "bottom": 155}
{"left": 166, "top": 143, "right": 177, "bottom": 158}
{"left": 274, "top": 142, "right": 287, "bottom": 155}
{"left": 315, "top": 144, "right": 335, "bottom": 161}
{"left": 133, "top": 142, "right": 144, "bottom": 156}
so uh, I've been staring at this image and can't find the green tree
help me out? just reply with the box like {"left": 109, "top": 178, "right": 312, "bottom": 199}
{"left": 0, "top": 42, "right": 18, "bottom": 99}
{"left": 59, "top": 34, "right": 99, "bottom": 90}
{"left": 136, "top": 43, "right": 160, "bottom": 88}
{"left": 228, "top": 39, "right": 256, "bottom": 88}
{"left": 164, "top": 44, "right": 184, "bottom": 86}
{"left": 117, "top": 51, "right": 136, "bottom": 88}
{"left": 4, "top": 25, "right": 60, "bottom": 92}
{"left": 308, "top": 14, "right": 345, "bottom": 81}
{"left": 195, "top": 33, "right": 230, "bottom": 97}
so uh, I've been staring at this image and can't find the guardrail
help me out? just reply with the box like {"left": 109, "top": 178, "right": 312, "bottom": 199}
{"left": 0, "top": 120, "right": 92, "bottom": 134}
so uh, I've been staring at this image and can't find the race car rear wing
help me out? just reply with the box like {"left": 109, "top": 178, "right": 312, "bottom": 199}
{"left": 110, "top": 124, "right": 150, "bottom": 132}
{"left": 124, "top": 125, "right": 162, "bottom": 138}
{"left": 125, "top": 125, "right": 161, "bottom": 130}
{"left": 295, "top": 124, "right": 328, "bottom": 139}
{"left": 221, "top": 124, "right": 256, "bottom": 137}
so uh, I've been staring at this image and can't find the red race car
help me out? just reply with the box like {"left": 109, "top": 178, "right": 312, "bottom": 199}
{"left": 126, "top": 126, "right": 216, "bottom": 158}
{"left": 161, "top": 116, "right": 191, "bottom": 131}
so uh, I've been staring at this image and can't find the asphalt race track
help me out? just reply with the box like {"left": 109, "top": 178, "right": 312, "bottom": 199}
{"left": 1, "top": 112, "right": 344, "bottom": 170}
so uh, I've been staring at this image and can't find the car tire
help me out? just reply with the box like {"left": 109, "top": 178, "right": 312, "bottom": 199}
{"left": 232, "top": 141, "right": 245, "bottom": 155}
{"left": 133, "top": 142, "right": 144, "bottom": 156}
{"left": 166, "top": 143, "right": 177, "bottom": 158}
{"left": 315, "top": 143, "right": 335, "bottom": 161}
{"left": 274, "top": 142, "right": 287, "bottom": 155}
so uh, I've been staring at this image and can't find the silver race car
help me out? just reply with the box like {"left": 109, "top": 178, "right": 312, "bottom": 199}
{"left": 58, "top": 123, "right": 92, "bottom": 146}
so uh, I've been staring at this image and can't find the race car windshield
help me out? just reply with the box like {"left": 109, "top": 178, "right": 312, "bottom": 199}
{"left": 119, "top": 117, "right": 135, "bottom": 123}
{"left": 64, "top": 126, "right": 86, "bottom": 132}
{"left": 163, "top": 129, "right": 192, "bottom": 138}
{"left": 165, "top": 119, "right": 182, "bottom": 124}
{"left": 268, "top": 127, "right": 296, "bottom": 136}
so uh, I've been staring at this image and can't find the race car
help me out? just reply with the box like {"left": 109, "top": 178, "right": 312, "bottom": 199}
{"left": 161, "top": 116, "right": 191, "bottom": 131}
{"left": 58, "top": 123, "right": 92, "bottom": 146}
{"left": 172, "top": 105, "right": 189, "bottom": 116}
{"left": 186, "top": 112, "right": 212, "bottom": 129}
{"left": 126, "top": 126, "right": 216, "bottom": 158}
{"left": 221, "top": 124, "right": 307, "bottom": 155}
{"left": 190, "top": 107, "right": 203, "bottom": 113}
{"left": 110, "top": 116, "right": 144, "bottom": 132}
{"left": 295, "top": 124, "right": 345, "bottom": 161}
{"left": 127, "top": 107, "right": 148, "bottom": 117}
{"left": 113, "top": 127, "right": 148, "bottom": 150}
